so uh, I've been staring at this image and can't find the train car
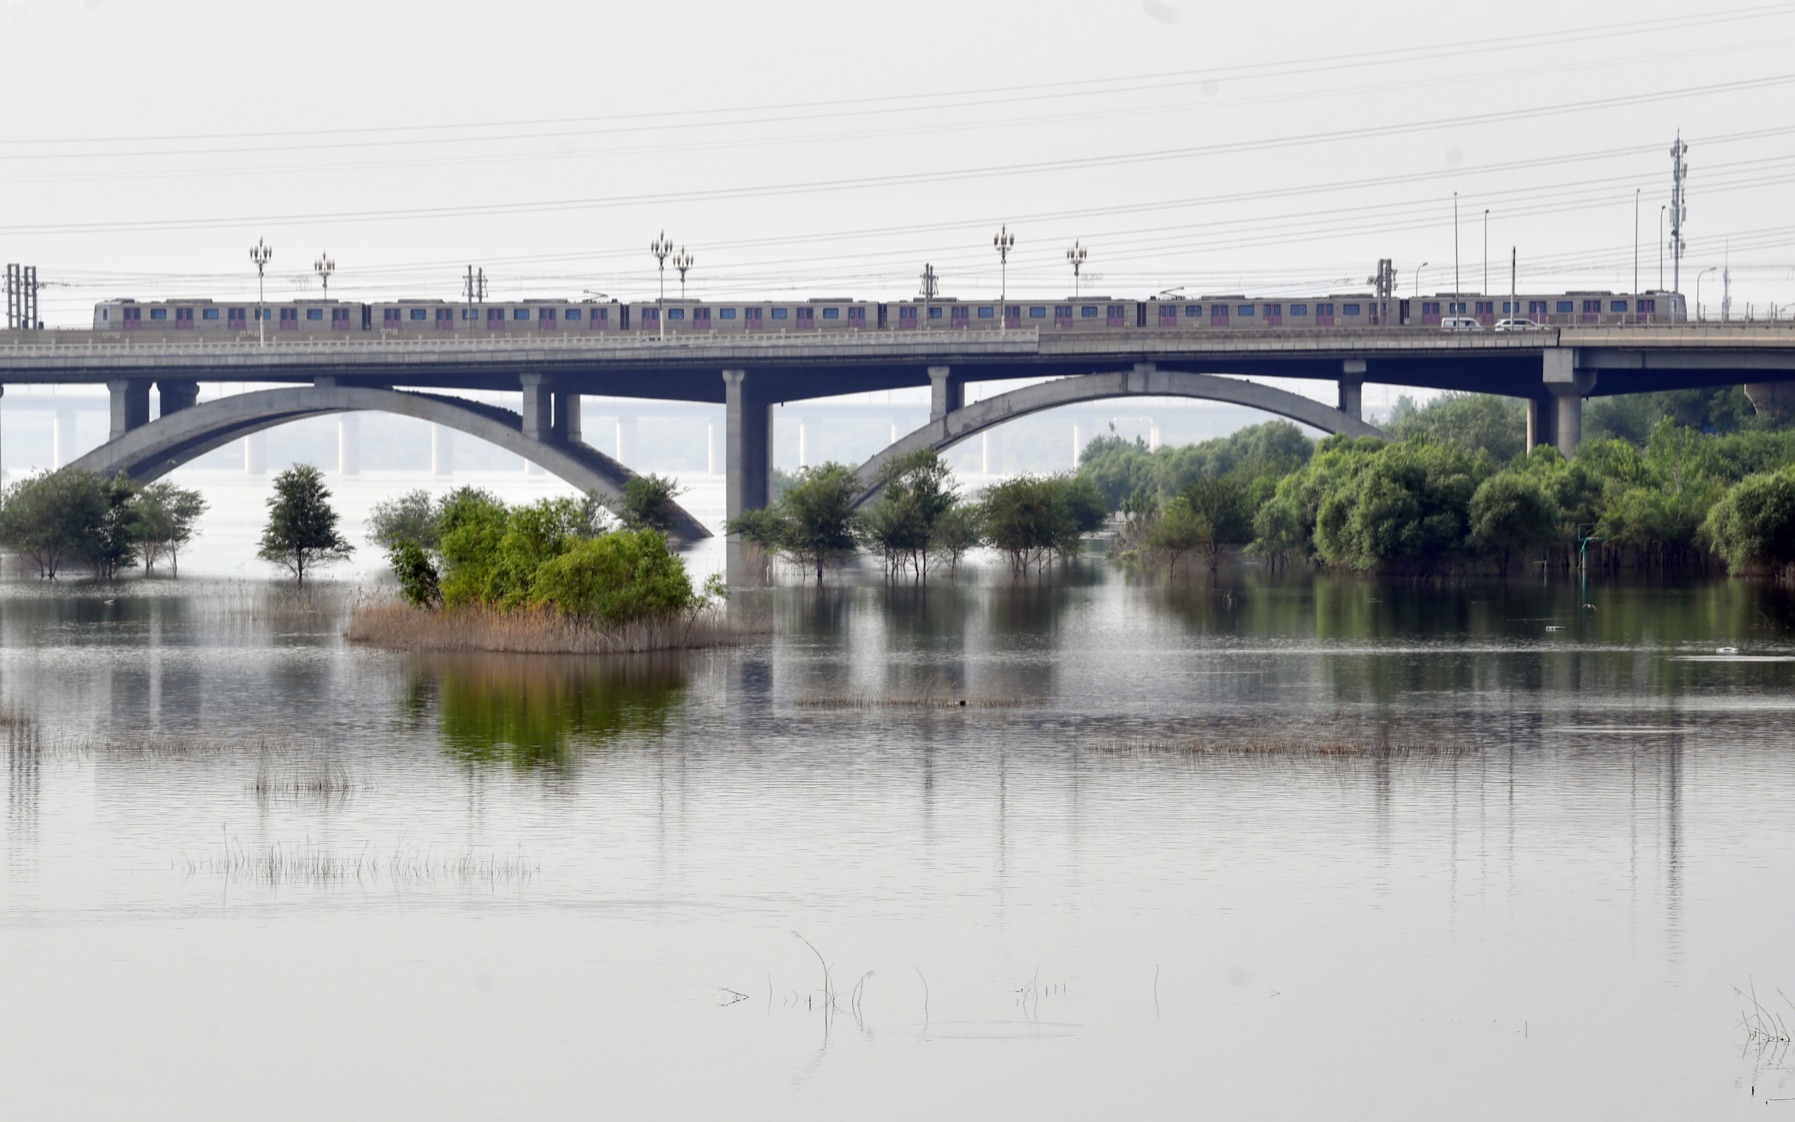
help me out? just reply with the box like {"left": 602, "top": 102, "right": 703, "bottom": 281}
{"left": 1407, "top": 291, "right": 1685, "bottom": 327}
{"left": 93, "top": 297, "right": 363, "bottom": 336}
{"left": 633, "top": 298, "right": 875, "bottom": 335}
{"left": 368, "top": 298, "right": 627, "bottom": 336}
{"left": 1142, "top": 295, "right": 1391, "bottom": 329}
{"left": 889, "top": 297, "right": 1139, "bottom": 332}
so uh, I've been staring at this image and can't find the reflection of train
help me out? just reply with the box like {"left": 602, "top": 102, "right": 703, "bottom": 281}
{"left": 90, "top": 289, "right": 1687, "bottom": 337}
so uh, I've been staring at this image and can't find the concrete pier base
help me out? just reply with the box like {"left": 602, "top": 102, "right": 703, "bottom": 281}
{"left": 337, "top": 414, "right": 360, "bottom": 475}
{"left": 431, "top": 423, "right": 454, "bottom": 476}
{"left": 724, "top": 368, "right": 773, "bottom": 585}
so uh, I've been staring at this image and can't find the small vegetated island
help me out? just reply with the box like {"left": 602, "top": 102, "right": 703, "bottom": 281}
{"left": 346, "top": 474, "right": 731, "bottom": 655}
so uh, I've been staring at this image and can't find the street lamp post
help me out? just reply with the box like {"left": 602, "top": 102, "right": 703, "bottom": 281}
{"left": 1483, "top": 209, "right": 1489, "bottom": 293}
{"left": 1696, "top": 266, "right": 1717, "bottom": 321}
{"left": 1413, "top": 262, "right": 1428, "bottom": 299}
{"left": 1066, "top": 240, "right": 1087, "bottom": 298}
{"left": 1658, "top": 206, "right": 1667, "bottom": 291}
{"left": 314, "top": 252, "right": 335, "bottom": 299}
{"left": 250, "top": 238, "right": 272, "bottom": 346}
{"left": 650, "top": 231, "right": 673, "bottom": 341}
{"left": 673, "top": 247, "right": 694, "bottom": 300}
{"left": 993, "top": 225, "right": 1015, "bottom": 332}
{"left": 1633, "top": 189, "right": 1640, "bottom": 297}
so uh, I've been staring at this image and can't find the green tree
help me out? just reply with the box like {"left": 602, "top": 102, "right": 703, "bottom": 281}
{"left": 1178, "top": 476, "right": 1254, "bottom": 570}
{"left": 862, "top": 450, "right": 957, "bottom": 580}
{"left": 1076, "top": 433, "right": 1155, "bottom": 510}
{"left": 528, "top": 529, "right": 705, "bottom": 623}
{"left": 90, "top": 472, "right": 143, "bottom": 580}
{"left": 1144, "top": 495, "right": 1209, "bottom": 576}
{"left": 608, "top": 474, "right": 685, "bottom": 536}
{"left": 1467, "top": 472, "right": 1560, "bottom": 575}
{"left": 366, "top": 488, "right": 440, "bottom": 551}
{"left": 725, "top": 463, "right": 862, "bottom": 584}
{"left": 436, "top": 488, "right": 512, "bottom": 609}
{"left": 0, "top": 468, "right": 109, "bottom": 579}
{"left": 1703, "top": 467, "right": 1795, "bottom": 575}
{"left": 257, "top": 464, "right": 353, "bottom": 584}
{"left": 929, "top": 501, "right": 983, "bottom": 575}
{"left": 979, "top": 475, "right": 1093, "bottom": 575}
{"left": 133, "top": 481, "right": 207, "bottom": 577}
{"left": 1391, "top": 393, "right": 1526, "bottom": 463}
{"left": 1313, "top": 440, "right": 1488, "bottom": 573}
{"left": 389, "top": 541, "right": 442, "bottom": 608}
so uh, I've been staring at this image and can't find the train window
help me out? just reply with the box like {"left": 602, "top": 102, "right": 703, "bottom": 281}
{"left": 150, "top": 308, "right": 167, "bottom": 320}
{"left": 514, "top": 308, "right": 530, "bottom": 320}
{"left": 772, "top": 308, "right": 788, "bottom": 319}
{"left": 1343, "top": 304, "right": 1361, "bottom": 316}
{"left": 1610, "top": 300, "right": 1628, "bottom": 313}
{"left": 1265, "top": 304, "right": 1281, "bottom": 317}
{"left": 797, "top": 308, "right": 814, "bottom": 320}
{"left": 566, "top": 308, "right": 582, "bottom": 320}
{"left": 977, "top": 306, "right": 995, "bottom": 318}
{"left": 307, "top": 309, "right": 323, "bottom": 320}
{"left": 668, "top": 308, "right": 684, "bottom": 320}
{"left": 1237, "top": 305, "right": 1254, "bottom": 316}
{"left": 1475, "top": 301, "right": 1493, "bottom": 315}
{"left": 1638, "top": 299, "right": 1656, "bottom": 313}
{"left": 1557, "top": 301, "right": 1574, "bottom": 313}
{"left": 1029, "top": 306, "right": 1046, "bottom": 318}
{"left": 719, "top": 308, "right": 735, "bottom": 319}
{"left": 203, "top": 308, "right": 220, "bottom": 320}
{"left": 410, "top": 308, "right": 427, "bottom": 320}
{"left": 229, "top": 308, "right": 245, "bottom": 320}
{"left": 823, "top": 308, "right": 840, "bottom": 319}
{"left": 594, "top": 308, "right": 608, "bottom": 322}
{"left": 1291, "top": 304, "right": 1308, "bottom": 316}
{"left": 1082, "top": 306, "right": 1098, "bottom": 318}
{"left": 899, "top": 307, "right": 917, "bottom": 321}
{"left": 1181, "top": 305, "right": 1198, "bottom": 317}
{"left": 928, "top": 306, "right": 943, "bottom": 318}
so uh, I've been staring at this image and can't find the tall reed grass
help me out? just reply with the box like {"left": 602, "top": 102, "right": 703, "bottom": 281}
{"left": 345, "top": 598, "right": 753, "bottom": 655}
{"left": 178, "top": 837, "right": 538, "bottom": 888}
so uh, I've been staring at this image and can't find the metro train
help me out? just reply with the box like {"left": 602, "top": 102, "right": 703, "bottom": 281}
{"left": 88, "top": 288, "right": 1687, "bottom": 338}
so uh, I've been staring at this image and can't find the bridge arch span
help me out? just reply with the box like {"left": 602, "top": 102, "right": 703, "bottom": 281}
{"left": 68, "top": 385, "right": 712, "bottom": 542}
{"left": 851, "top": 366, "right": 1388, "bottom": 504}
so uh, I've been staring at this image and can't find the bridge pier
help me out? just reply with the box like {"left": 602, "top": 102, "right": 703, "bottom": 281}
{"left": 243, "top": 431, "right": 267, "bottom": 475}
{"left": 53, "top": 409, "right": 76, "bottom": 468}
{"left": 107, "top": 379, "right": 151, "bottom": 441}
{"left": 1526, "top": 394, "right": 1556, "bottom": 453}
{"left": 337, "top": 414, "right": 361, "bottom": 475}
{"left": 1338, "top": 360, "right": 1366, "bottom": 422}
{"left": 724, "top": 368, "right": 774, "bottom": 584}
{"left": 157, "top": 379, "right": 199, "bottom": 417}
{"left": 431, "top": 423, "right": 454, "bottom": 475}
{"left": 520, "top": 373, "right": 552, "bottom": 440}
{"left": 928, "top": 365, "right": 963, "bottom": 422}
{"left": 1540, "top": 348, "right": 1594, "bottom": 457}
{"left": 552, "top": 390, "right": 581, "bottom": 442}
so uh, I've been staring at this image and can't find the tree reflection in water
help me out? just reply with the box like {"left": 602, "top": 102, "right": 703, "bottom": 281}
{"left": 415, "top": 654, "right": 688, "bottom": 769}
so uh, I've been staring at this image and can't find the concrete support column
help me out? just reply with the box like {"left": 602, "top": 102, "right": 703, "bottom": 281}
{"left": 980, "top": 431, "right": 992, "bottom": 474}
{"left": 798, "top": 419, "right": 811, "bottom": 468}
{"left": 431, "top": 424, "right": 454, "bottom": 476}
{"left": 53, "top": 409, "right": 76, "bottom": 468}
{"left": 156, "top": 379, "right": 199, "bottom": 417}
{"left": 337, "top": 413, "right": 361, "bottom": 476}
{"left": 614, "top": 416, "right": 637, "bottom": 464}
{"left": 724, "top": 368, "right": 773, "bottom": 585}
{"left": 1339, "top": 359, "right": 1366, "bottom": 422}
{"left": 707, "top": 421, "right": 721, "bottom": 475}
{"left": 243, "top": 431, "right": 267, "bottom": 475}
{"left": 1526, "top": 395, "right": 1556, "bottom": 453}
{"left": 1148, "top": 421, "right": 1162, "bottom": 452}
{"left": 890, "top": 419, "right": 900, "bottom": 446}
{"left": 519, "top": 373, "right": 551, "bottom": 441}
{"left": 928, "top": 365, "right": 963, "bottom": 422}
{"left": 1541, "top": 348, "right": 1593, "bottom": 458}
{"left": 552, "top": 390, "right": 581, "bottom": 442}
{"left": 107, "top": 379, "right": 151, "bottom": 441}
{"left": 1072, "top": 422, "right": 1084, "bottom": 468}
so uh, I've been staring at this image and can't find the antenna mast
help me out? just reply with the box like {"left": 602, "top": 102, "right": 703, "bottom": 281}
{"left": 1669, "top": 134, "right": 1688, "bottom": 293}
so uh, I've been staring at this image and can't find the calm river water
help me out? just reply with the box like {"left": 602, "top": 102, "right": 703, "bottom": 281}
{"left": 3, "top": 561, "right": 1794, "bottom": 1119}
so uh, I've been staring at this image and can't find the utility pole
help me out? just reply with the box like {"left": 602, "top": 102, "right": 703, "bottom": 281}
{"left": 464, "top": 265, "right": 487, "bottom": 304}
{"left": 1669, "top": 133, "right": 1689, "bottom": 294}
{"left": 650, "top": 231, "right": 673, "bottom": 341}
{"left": 993, "top": 225, "right": 1014, "bottom": 332}
{"left": 920, "top": 263, "right": 937, "bottom": 330}
{"left": 4, "top": 264, "right": 39, "bottom": 331}
{"left": 1453, "top": 191, "right": 1460, "bottom": 294}
{"left": 1066, "top": 241, "right": 1087, "bottom": 298}
{"left": 250, "top": 239, "right": 272, "bottom": 346}
{"left": 1483, "top": 209, "right": 1489, "bottom": 293}
{"left": 1367, "top": 258, "right": 1395, "bottom": 326}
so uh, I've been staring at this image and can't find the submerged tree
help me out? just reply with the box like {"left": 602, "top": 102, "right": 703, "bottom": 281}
{"left": 257, "top": 464, "right": 353, "bottom": 584}
{"left": 0, "top": 468, "right": 108, "bottom": 578}
{"left": 726, "top": 462, "right": 862, "bottom": 584}
{"left": 134, "top": 481, "right": 207, "bottom": 577}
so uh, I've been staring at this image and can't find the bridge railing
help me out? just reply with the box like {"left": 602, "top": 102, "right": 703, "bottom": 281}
{"left": 0, "top": 328, "right": 1044, "bottom": 356}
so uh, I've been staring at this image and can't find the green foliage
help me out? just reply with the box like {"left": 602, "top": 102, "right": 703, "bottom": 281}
{"left": 91, "top": 472, "right": 143, "bottom": 580}
{"left": 527, "top": 529, "right": 702, "bottom": 623}
{"left": 726, "top": 462, "right": 862, "bottom": 583}
{"left": 389, "top": 541, "right": 442, "bottom": 608}
{"left": 133, "top": 481, "right": 206, "bottom": 576}
{"left": 436, "top": 488, "right": 512, "bottom": 609}
{"left": 1179, "top": 476, "right": 1254, "bottom": 563}
{"left": 0, "top": 467, "right": 109, "bottom": 578}
{"left": 1390, "top": 393, "right": 1527, "bottom": 463}
{"left": 256, "top": 464, "right": 354, "bottom": 584}
{"left": 862, "top": 450, "right": 959, "bottom": 579}
{"left": 1703, "top": 467, "right": 1795, "bottom": 574}
{"left": 1076, "top": 433, "right": 1156, "bottom": 510}
{"left": 1143, "top": 495, "right": 1210, "bottom": 575}
{"left": 609, "top": 474, "right": 685, "bottom": 535}
{"left": 1076, "top": 421, "right": 1315, "bottom": 511}
{"left": 367, "top": 489, "right": 440, "bottom": 551}
{"left": 1313, "top": 440, "right": 1490, "bottom": 572}
{"left": 1585, "top": 386, "right": 1759, "bottom": 444}
{"left": 978, "top": 474, "right": 1095, "bottom": 575}
{"left": 1467, "top": 473, "right": 1560, "bottom": 574}
{"left": 929, "top": 501, "right": 983, "bottom": 574}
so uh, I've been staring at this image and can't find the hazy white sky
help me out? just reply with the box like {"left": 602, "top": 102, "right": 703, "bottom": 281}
{"left": 4, "top": 0, "right": 1793, "bottom": 325}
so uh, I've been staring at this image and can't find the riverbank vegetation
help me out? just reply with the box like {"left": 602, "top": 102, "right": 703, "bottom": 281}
{"left": 0, "top": 467, "right": 206, "bottom": 579}
{"left": 1080, "top": 390, "right": 1795, "bottom": 580}
{"left": 350, "top": 477, "right": 735, "bottom": 654}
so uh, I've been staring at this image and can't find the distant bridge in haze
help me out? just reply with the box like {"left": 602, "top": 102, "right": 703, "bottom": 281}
{"left": 4, "top": 324, "right": 1794, "bottom": 577}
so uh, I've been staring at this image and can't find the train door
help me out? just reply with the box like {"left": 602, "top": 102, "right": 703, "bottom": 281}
{"left": 746, "top": 307, "right": 763, "bottom": 331}
{"left": 1265, "top": 304, "right": 1282, "bottom": 327}
{"left": 797, "top": 307, "right": 815, "bottom": 330}
{"left": 1476, "top": 301, "right": 1495, "bottom": 327}
{"left": 228, "top": 308, "right": 246, "bottom": 330}
{"left": 691, "top": 307, "right": 708, "bottom": 331}
{"left": 1003, "top": 305, "right": 1021, "bottom": 329}
{"left": 540, "top": 308, "right": 558, "bottom": 331}
{"left": 952, "top": 306, "right": 969, "bottom": 329}
{"left": 1209, "top": 304, "right": 1229, "bottom": 327}
{"left": 280, "top": 308, "right": 298, "bottom": 331}
{"left": 1315, "top": 303, "right": 1334, "bottom": 327}
{"left": 436, "top": 308, "right": 453, "bottom": 331}
{"left": 333, "top": 307, "right": 353, "bottom": 332}
{"left": 1418, "top": 301, "right": 1441, "bottom": 325}
{"left": 1056, "top": 306, "right": 1074, "bottom": 329}
{"left": 1157, "top": 304, "right": 1177, "bottom": 328}
{"left": 1582, "top": 299, "right": 1601, "bottom": 324}
{"left": 848, "top": 307, "right": 867, "bottom": 330}
{"left": 638, "top": 307, "right": 658, "bottom": 333}
{"left": 122, "top": 306, "right": 141, "bottom": 330}
{"left": 487, "top": 307, "right": 505, "bottom": 331}
{"left": 175, "top": 307, "right": 194, "bottom": 330}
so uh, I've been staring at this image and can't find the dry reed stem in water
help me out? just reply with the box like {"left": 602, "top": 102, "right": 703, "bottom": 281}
{"left": 345, "top": 600, "right": 753, "bottom": 655}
